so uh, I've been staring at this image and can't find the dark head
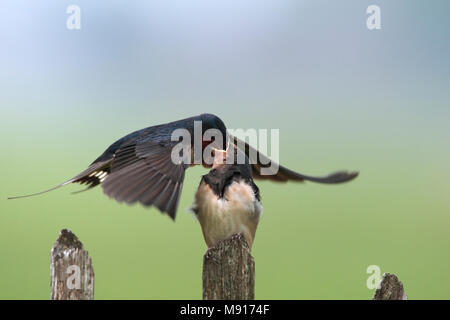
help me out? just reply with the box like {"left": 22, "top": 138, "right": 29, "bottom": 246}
{"left": 201, "top": 149, "right": 260, "bottom": 201}
{"left": 201, "top": 163, "right": 259, "bottom": 200}
{"left": 199, "top": 113, "right": 228, "bottom": 150}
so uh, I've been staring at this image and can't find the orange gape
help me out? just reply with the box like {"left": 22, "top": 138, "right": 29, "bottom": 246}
{"left": 212, "top": 149, "right": 227, "bottom": 169}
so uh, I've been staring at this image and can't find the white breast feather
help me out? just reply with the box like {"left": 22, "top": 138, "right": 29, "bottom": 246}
{"left": 193, "top": 180, "right": 262, "bottom": 248}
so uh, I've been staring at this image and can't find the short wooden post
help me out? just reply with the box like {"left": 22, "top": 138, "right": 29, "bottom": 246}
{"left": 50, "top": 229, "right": 94, "bottom": 300}
{"left": 373, "top": 273, "right": 407, "bottom": 300}
{"left": 202, "top": 234, "right": 255, "bottom": 300}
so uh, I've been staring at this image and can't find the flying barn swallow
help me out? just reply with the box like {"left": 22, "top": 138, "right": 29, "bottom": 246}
{"left": 9, "top": 114, "right": 358, "bottom": 220}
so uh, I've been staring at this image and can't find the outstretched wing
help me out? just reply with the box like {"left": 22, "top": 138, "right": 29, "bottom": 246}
{"left": 230, "top": 135, "right": 358, "bottom": 183}
{"left": 8, "top": 117, "right": 196, "bottom": 219}
{"left": 100, "top": 139, "right": 188, "bottom": 219}
{"left": 9, "top": 137, "right": 188, "bottom": 220}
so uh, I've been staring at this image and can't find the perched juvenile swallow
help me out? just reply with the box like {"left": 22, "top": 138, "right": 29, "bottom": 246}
{"left": 8, "top": 113, "right": 358, "bottom": 219}
{"left": 192, "top": 149, "right": 262, "bottom": 249}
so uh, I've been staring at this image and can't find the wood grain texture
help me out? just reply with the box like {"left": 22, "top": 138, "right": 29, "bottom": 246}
{"left": 373, "top": 273, "right": 407, "bottom": 300}
{"left": 202, "top": 233, "right": 255, "bottom": 300}
{"left": 50, "top": 229, "right": 94, "bottom": 300}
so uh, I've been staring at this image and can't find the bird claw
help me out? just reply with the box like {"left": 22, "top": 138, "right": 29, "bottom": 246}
{"left": 205, "top": 247, "right": 217, "bottom": 259}
{"left": 231, "top": 233, "right": 242, "bottom": 241}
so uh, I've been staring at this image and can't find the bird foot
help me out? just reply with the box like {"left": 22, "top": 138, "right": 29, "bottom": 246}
{"left": 205, "top": 246, "right": 217, "bottom": 259}
{"left": 230, "top": 233, "right": 243, "bottom": 241}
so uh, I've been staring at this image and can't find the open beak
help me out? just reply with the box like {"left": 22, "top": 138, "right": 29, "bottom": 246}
{"left": 211, "top": 148, "right": 227, "bottom": 169}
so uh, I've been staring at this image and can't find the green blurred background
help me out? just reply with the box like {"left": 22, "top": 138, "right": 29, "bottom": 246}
{"left": 1, "top": 0, "right": 449, "bottom": 299}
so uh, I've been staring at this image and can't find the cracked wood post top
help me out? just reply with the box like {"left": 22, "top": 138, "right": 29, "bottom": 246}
{"left": 373, "top": 273, "right": 407, "bottom": 300}
{"left": 50, "top": 229, "right": 94, "bottom": 300}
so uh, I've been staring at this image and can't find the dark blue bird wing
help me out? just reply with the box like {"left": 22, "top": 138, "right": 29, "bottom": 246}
{"left": 100, "top": 138, "right": 188, "bottom": 220}
{"left": 74, "top": 117, "right": 196, "bottom": 219}
{"left": 8, "top": 117, "right": 197, "bottom": 219}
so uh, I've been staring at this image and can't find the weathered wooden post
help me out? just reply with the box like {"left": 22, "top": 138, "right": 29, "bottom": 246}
{"left": 202, "top": 234, "right": 255, "bottom": 300}
{"left": 373, "top": 273, "right": 407, "bottom": 300}
{"left": 50, "top": 229, "right": 94, "bottom": 300}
